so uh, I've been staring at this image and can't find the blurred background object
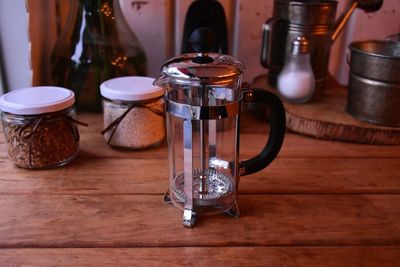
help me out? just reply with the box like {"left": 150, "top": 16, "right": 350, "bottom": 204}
{"left": 50, "top": 0, "right": 147, "bottom": 112}
{"left": 181, "top": 0, "right": 228, "bottom": 54}
{"left": 260, "top": 0, "right": 383, "bottom": 92}
{"left": 386, "top": 32, "right": 400, "bottom": 42}
{"left": 0, "top": 59, "right": 5, "bottom": 95}
{"left": 277, "top": 36, "right": 316, "bottom": 104}
{"left": 346, "top": 40, "right": 400, "bottom": 127}
{"left": 0, "top": 0, "right": 32, "bottom": 93}
{"left": 0, "top": 0, "right": 399, "bottom": 93}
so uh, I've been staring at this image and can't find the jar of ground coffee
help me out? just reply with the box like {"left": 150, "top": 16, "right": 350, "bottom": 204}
{"left": 100, "top": 76, "right": 165, "bottom": 149}
{"left": 0, "top": 86, "right": 83, "bottom": 169}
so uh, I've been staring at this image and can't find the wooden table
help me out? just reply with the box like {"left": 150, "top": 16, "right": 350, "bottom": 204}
{"left": 0, "top": 111, "right": 399, "bottom": 266}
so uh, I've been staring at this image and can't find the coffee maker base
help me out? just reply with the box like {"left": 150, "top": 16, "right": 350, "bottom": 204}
{"left": 164, "top": 188, "right": 240, "bottom": 227}
{"left": 171, "top": 168, "right": 235, "bottom": 207}
{"left": 164, "top": 168, "right": 240, "bottom": 226}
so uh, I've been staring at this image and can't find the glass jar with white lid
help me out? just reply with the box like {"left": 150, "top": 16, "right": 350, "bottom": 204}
{"left": 0, "top": 86, "right": 83, "bottom": 169}
{"left": 100, "top": 76, "right": 165, "bottom": 149}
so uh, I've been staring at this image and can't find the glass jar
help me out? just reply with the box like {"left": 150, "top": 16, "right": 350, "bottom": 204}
{"left": 100, "top": 76, "right": 165, "bottom": 149}
{"left": 0, "top": 86, "right": 82, "bottom": 169}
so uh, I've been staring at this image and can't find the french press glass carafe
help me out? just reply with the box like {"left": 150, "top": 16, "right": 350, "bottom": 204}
{"left": 155, "top": 28, "right": 286, "bottom": 227}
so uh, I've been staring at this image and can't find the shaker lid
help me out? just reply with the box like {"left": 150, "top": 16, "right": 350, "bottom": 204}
{"left": 100, "top": 76, "right": 164, "bottom": 101}
{"left": 0, "top": 86, "right": 75, "bottom": 115}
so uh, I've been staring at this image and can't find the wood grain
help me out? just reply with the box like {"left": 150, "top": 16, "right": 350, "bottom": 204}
{"left": 1, "top": 247, "right": 399, "bottom": 266}
{"left": 0, "top": 113, "right": 399, "bottom": 265}
{"left": 251, "top": 75, "right": 400, "bottom": 145}
{"left": 77, "top": 132, "right": 400, "bottom": 160}
{"left": 2, "top": 114, "right": 400, "bottom": 160}
{"left": 0, "top": 194, "right": 399, "bottom": 248}
{"left": 2, "top": 133, "right": 400, "bottom": 160}
{"left": 0, "top": 157, "right": 399, "bottom": 195}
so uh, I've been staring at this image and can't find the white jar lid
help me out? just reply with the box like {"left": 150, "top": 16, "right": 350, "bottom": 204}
{"left": 0, "top": 86, "right": 75, "bottom": 115}
{"left": 100, "top": 76, "right": 164, "bottom": 101}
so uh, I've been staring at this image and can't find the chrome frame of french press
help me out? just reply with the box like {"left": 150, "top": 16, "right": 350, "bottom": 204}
{"left": 165, "top": 86, "right": 242, "bottom": 227}
{"left": 158, "top": 27, "right": 286, "bottom": 228}
{"left": 164, "top": 86, "right": 286, "bottom": 228}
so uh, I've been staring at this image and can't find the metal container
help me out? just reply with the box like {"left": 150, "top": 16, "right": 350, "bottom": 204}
{"left": 348, "top": 41, "right": 400, "bottom": 83}
{"left": 347, "top": 41, "right": 400, "bottom": 127}
{"left": 261, "top": 0, "right": 383, "bottom": 92}
{"left": 261, "top": 0, "right": 337, "bottom": 91}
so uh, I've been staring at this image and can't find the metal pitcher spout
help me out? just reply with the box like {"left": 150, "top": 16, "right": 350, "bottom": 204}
{"left": 332, "top": 0, "right": 383, "bottom": 42}
{"left": 153, "top": 73, "right": 169, "bottom": 88}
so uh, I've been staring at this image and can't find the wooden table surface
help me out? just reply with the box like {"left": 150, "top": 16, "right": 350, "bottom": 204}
{"left": 0, "top": 110, "right": 399, "bottom": 266}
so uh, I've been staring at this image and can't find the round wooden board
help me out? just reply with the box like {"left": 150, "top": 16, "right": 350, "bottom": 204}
{"left": 251, "top": 74, "right": 400, "bottom": 145}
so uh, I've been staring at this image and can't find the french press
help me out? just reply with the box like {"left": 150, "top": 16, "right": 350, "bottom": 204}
{"left": 155, "top": 28, "right": 286, "bottom": 227}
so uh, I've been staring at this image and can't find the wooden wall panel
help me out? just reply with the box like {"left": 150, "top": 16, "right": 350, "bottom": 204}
{"left": 233, "top": 0, "right": 273, "bottom": 82}
{"left": 119, "top": 0, "right": 174, "bottom": 78}
{"left": 0, "top": 0, "right": 32, "bottom": 90}
{"left": 28, "top": 0, "right": 79, "bottom": 86}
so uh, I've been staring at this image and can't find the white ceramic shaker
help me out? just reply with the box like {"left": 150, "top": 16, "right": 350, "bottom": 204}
{"left": 277, "top": 36, "right": 315, "bottom": 104}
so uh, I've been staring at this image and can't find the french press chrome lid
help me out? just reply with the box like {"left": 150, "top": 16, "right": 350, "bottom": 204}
{"left": 158, "top": 28, "right": 245, "bottom": 86}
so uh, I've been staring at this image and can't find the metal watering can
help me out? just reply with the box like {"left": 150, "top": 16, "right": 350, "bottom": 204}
{"left": 261, "top": 0, "right": 383, "bottom": 91}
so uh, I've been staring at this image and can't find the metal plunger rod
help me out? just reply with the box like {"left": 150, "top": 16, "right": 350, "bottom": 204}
{"left": 199, "top": 123, "right": 206, "bottom": 194}
{"left": 183, "top": 119, "right": 195, "bottom": 227}
{"left": 199, "top": 87, "right": 208, "bottom": 194}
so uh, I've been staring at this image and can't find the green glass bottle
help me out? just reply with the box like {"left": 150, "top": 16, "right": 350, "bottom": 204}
{"left": 51, "top": 0, "right": 147, "bottom": 112}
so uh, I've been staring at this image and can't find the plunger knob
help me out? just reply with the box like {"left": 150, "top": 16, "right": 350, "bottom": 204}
{"left": 189, "top": 27, "right": 216, "bottom": 63}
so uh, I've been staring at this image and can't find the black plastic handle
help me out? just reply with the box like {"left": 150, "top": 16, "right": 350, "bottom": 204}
{"left": 240, "top": 89, "right": 286, "bottom": 176}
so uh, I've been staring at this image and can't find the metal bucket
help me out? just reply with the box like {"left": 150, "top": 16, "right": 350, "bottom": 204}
{"left": 347, "top": 41, "right": 400, "bottom": 127}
